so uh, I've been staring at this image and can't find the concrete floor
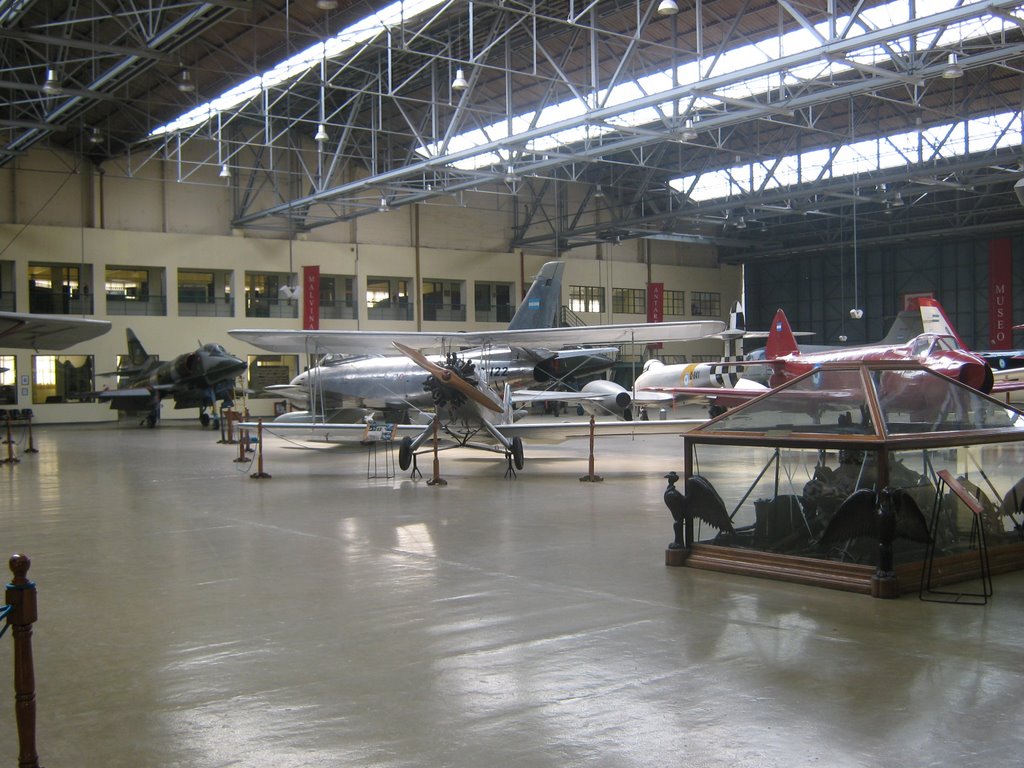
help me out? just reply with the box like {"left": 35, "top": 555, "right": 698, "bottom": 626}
{"left": 1, "top": 420, "right": 1023, "bottom": 767}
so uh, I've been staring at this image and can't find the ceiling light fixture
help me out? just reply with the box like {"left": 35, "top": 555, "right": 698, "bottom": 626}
{"left": 379, "top": 196, "right": 390, "bottom": 212}
{"left": 943, "top": 52, "right": 964, "bottom": 79}
{"left": 316, "top": 0, "right": 338, "bottom": 8}
{"left": 680, "top": 117, "right": 698, "bottom": 141}
{"left": 735, "top": 216, "right": 747, "bottom": 230}
{"left": 593, "top": 184, "right": 605, "bottom": 199}
{"left": 891, "top": 191, "right": 904, "bottom": 207}
{"left": 314, "top": 123, "right": 329, "bottom": 142}
{"left": 177, "top": 69, "right": 195, "bottom": 93}
{"left": 657, "top": 0, "right": 680, "bottom": 15}
{"left": 88, "top": 127, "right": 103, "bottom": 144}
{"left": 451, "top": 68, "right": 468, "bottom": 91}
{"left": 42, "top": 68, "right": 63, "bottom": 95}
{"left": 219, "top": 163, "right": 231, "bottom": 178}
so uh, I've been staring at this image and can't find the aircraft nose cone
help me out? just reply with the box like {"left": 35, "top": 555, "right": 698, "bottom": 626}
{"left": 958, "top": 361, "right": 993, "bottom": 393}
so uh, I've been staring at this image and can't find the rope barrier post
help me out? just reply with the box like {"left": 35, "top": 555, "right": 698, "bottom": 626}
{"left": 2, "top": 412, "right": 12, "bottom": 444}
{"left": 217, "top": 406, "right": 227, "bottom": 444}
{"left": 3, "top": 413, "right": 18, "bottom": 465}
{"left": 579, "top": 414, "right": 603, "bottom": 482}
{"left": 250, "top": 419, "right": 271, "bottom": 479}
{"left": 23, "top": 412, "right": 37, "bottom": 455}
{"left": 426, "top": 417, "right": 446, "bottom": 487}
{"left": 6, "top": 554, "right": 40, "bottom": 768}
{"left": 233, "top": 426, "right": 248, "bottom": 463}
{"left": 243, "top": 409, "right": 254, "bottom": 453}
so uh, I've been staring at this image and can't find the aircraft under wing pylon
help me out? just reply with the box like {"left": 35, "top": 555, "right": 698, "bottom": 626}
{"left": 228, "top": 319, "right": 726, "bottom": 354}
{"left": 0, "top": 311, "right": 111, "bottom": 350}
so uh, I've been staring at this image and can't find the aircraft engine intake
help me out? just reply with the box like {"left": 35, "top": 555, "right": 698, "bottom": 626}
{"left": 958, "top": 362, "right": 994, "bottom": 394}
{"left": 174, "top": 352, "right": 201, "bottom": 380}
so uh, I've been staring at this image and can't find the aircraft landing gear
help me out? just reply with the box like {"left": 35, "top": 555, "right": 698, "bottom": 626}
{"left": 398, "top": 436, "right": 413, "bottom": 471}
{"left": 398, "top": 436, "right": 422, "bottom": 478}
{"left": 505, "top": 436, "right": 524, "bottom": 478}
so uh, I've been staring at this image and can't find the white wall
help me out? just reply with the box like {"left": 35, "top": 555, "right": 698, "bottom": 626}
{"left": 0, "top": 146, "right": 741, "bottom": 424}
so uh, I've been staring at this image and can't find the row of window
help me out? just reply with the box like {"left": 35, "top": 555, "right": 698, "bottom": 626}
{"left": 10, "top": 262, "right": 720, "bottom": 320}
{"left": 575, "top": 286, "right": 721, "bottom": 317}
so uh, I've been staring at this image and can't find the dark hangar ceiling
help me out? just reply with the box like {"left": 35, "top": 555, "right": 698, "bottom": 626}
{"left": 3, "top": 0, "right": 1024, "bottom": 262}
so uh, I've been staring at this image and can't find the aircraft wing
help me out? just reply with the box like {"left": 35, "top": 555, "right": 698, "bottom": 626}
{"left": 228, "top": 319, "right": 726, "bottom": 354}
{"left": 513, "top": 388, "right": 674, "bottom": 407}
{"left": 991, "top": 377, "right": 1024, "bottom": 395}
{"left": 494, "top": 418, "right": 703, "bottom": 442}
{"left": 981, "top": 351, "right": 1024, "bottom": 372}
{"left": 0, "top": 312, "right": 111, "bottom": 350}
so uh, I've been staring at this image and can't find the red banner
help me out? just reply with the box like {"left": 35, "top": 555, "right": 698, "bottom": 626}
{"left": 303, "top": 266, "right": 320, "bottom": 330}
{"left": 988, "top": 239, "right": 1012, "bottom": 350}
{"left": 647, "top": 282, "right": 664, "bottom": 323}
{"left": 646, "top": 282, "right": 664, "bottom": 350}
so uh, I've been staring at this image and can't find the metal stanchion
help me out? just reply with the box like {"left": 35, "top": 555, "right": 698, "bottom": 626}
{"left": 426, "top": 417, "right": 446, "bottom": 486}
{"left": 23, "top": 412, "right": 37, "bottom": 454}
{"left": 579, "top": 414, "right": 603, "bottom": 482}
{"left": 2, "top": 414, "right": 18, "bottom": 465}
{"left": 250, "top": 419, "right": 271, "bottom": 479}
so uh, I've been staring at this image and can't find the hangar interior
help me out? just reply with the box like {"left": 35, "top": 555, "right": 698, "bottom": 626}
{"left": 3, "top": 0, "right": 1024, "bottom": 421}
{"left": 2, "top": 0, "right": 1024, "bottom": 765}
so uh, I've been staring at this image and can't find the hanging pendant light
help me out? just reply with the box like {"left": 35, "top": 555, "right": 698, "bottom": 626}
{"left": 942, "top": 52, "right": 964, "bottom": 79}
{"left": 451, "top": 68, "right": 469, "bottom": 91}
{"left": 42, "top": 68, "right": 63, "bottom": 95}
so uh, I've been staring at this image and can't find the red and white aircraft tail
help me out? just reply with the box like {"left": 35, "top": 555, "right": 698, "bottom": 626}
{"left": 916, "top": 297, "right": 967, "bottom": 348}
{"left": 764, "top": 309, "right": 801, "bottom": 359}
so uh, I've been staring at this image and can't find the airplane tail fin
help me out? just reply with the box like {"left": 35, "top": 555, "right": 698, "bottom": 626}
{"left": 721, "top": 301, "right": 746, "bottom": 358}
{"left": 507, "top": 261, "right": 565, "bottom": 330}
{"left": 126, "top": 329, "right": 150, "bottom": 367}
{"left": 879, "top": 309, "right": 924, "bottom": 345}
{"left": 765, "top": 309, "right": 800, "bottom": 358}
{"left": 917, "top": 297, "right": 966, "bottom": 348}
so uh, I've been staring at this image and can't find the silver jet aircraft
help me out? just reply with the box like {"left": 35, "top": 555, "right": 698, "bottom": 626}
{"left": 236, "top": 262, "right": 643, "bottom": 422}
{"left": 230, "top": 261, "right": 725, "bottom": 473}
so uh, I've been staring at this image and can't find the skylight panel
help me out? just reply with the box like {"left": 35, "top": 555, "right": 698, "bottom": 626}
{"left": 669, "top": 110, "right": 1023, "bottom": 204}
{"left": 149, "top": 0, "right": 448, "bottom": 138}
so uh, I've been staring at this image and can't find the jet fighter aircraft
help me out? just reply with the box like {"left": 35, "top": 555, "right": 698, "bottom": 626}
{"left": 95, "top": 329, "right": 247, "bottom": 427}
{"left": 634, "top": 306, "right": 1024, "bottom": 414}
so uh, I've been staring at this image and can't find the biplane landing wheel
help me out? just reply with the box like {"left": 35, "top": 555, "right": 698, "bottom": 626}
{"left": 200, "top": 412, "right": 211, "bottom": 427}
{"left": 511, "top": 436, "right": 524, "bottom": 471}
{"left": 398, "top": 436, "right": 414, "bottom": 471}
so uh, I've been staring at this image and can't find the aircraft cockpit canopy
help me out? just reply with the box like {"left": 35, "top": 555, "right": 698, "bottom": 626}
{"left": 908, "top": 334, "right": 959, "bottom": 359}
{"left": 203, "top": 343, "right": 230, "bottom": 356}
{"left": 695, "top": 360, "right": 1024, "bottom": 441}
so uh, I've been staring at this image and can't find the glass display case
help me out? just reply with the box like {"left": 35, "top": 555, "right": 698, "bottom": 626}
{"left": 665, "top": 361, "right": 1024, "bottom": 598}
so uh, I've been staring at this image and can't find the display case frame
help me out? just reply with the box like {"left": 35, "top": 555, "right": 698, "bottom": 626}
{"left": 665, "top": 361, "right": 1024, "bottom": 598}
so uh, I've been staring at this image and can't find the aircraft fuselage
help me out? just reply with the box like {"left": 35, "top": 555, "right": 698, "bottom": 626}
{"left": 284, "top": 346, "right": 617, "bottom": 413}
